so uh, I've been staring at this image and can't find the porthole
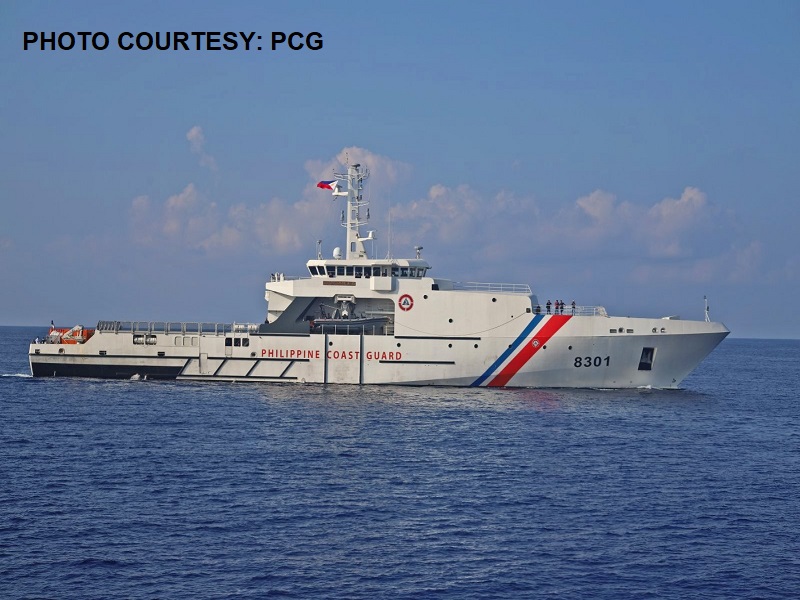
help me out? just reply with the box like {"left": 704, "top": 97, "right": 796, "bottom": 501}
{"left": 250, "top": 352, "right": 256, "bottom": 357}
{"left": 543, "top": 345, "right": 547, "bottom": 349}
{"left": 58, "top": 348, "right": 65, "bottom": 354}
{"left": 474, "top": 344, "right": 479, "bottom": 348}
{"left": 448, "top": 318, "right": 453, "bottom": 323}
{"left": 492, "top": 298, "right": 496, "bottom": 302}
{"left": 397, "top": 343, "right": 401, "bottom": 348}
{"left": 329, "top": 341, "right": 333, "bottom": 346}
{"left": 423, "top": 295, "right": 428, "bottom": 299}
{"left": 568, "top": 345, "right": 572, "bottom": 350}
{"left": 448, "top": 343, "right": 452, "bottom": 348}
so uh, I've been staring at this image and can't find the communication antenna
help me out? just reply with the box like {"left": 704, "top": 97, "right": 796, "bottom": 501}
{"left": 316, "top": 240, "right": 322, "bottom": 260}
{"left": 704, "top": 295, "right": 710, "bottom": 322}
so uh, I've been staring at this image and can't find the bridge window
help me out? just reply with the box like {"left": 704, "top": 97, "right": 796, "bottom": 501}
{"left": 355, "top": 266, "right": 363, "bottom": 278}
{"left": 346, "top": 266, "right": 354, "bottom": 276}
{"left": 336, "top": 266, "right": 345, "bottom": 276}
{"left": 326, "top": 266, "right": 335, "bottom": 277}
{"left": 400, "top": 267, "right": 409, "bottom": 277}
{"left": 308, "top": 266, "right": 318, "bottom": 275}
{"left": 391, "top": 267, "right": 399, "bottom": 277}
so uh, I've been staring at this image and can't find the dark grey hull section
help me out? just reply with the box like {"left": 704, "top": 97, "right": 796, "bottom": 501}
{"left": 30, "top": 361, "right": 183, "bottom": 379}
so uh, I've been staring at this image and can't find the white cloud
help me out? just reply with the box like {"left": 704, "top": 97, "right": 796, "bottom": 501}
{"left": 129, "top": 183, "right": 222, "bottom": 251}
{"left": 377, "top": 177, "right": 749, "bottom": 287}
{"left": 186, "top": 125, "right": 218, "bottom": 171}
{"left": 126, "top": 147, "right": 416, "bottom": 260}
{"left": 186, "top": 126, "right": 205, "bottom": 153}
{"left": 643, "top": 187, "right": 710, "bottom": 258}
{"left": 390, "top": 183, "right": 483, "bottom": 245}
{"left": 124, "top": 146, "right": 757, "bottom": 293}
{"left": 628, "top": 240, "right": 764, "bottom": 285}
{"left": 303, "top": 146, "right": 412, "bottom": 202}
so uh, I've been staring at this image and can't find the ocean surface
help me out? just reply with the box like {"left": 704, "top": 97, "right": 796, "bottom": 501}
{"left": 1, "top": 326, "right": 798, "bottom": 599}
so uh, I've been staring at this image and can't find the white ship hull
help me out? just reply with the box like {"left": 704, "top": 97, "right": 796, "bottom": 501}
{"left": 29, "top": 315, "right": 727, "bottom": 388}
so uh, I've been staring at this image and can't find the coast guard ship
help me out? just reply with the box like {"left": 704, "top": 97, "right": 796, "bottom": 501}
{"left": 29, "top": 163, "right": 729, "bottom": 387}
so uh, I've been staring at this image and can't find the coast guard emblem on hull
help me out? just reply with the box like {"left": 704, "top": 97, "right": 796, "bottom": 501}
{"left": 531, "top": 339, "right": 540, "bottom": 348}
{"left": 398, "top": 294, "right": 414, "bottom": 311}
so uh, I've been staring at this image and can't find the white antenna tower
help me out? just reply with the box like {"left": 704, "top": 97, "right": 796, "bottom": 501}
{"left": 330, "top": 163, "right": 373, "bottom": 260}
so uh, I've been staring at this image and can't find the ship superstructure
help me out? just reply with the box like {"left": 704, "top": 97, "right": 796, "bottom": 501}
{"left": 29, "top": 163, "right": 729, "bottom": 387}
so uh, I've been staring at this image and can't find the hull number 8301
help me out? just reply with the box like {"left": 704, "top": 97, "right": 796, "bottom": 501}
{"left": 574, "top": 356, "right": 611, "bottom": 368}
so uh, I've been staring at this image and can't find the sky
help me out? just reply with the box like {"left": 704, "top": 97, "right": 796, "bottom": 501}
{"left": 1, "top": 1, "right": 799, "bottom": 338}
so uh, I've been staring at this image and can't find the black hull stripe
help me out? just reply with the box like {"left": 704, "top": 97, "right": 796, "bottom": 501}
{"left": 31, "top": 362, "right": 183, "bottom": 379}
{"left": 395, "top": 336, "right": 481, "bottom": 341}
{"left": 379, "top": 360, "right": 456, "bottom": 365}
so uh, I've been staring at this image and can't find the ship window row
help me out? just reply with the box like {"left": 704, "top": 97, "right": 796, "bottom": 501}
{"left": 308, "top": 265, "right": 427, "bottom": 278}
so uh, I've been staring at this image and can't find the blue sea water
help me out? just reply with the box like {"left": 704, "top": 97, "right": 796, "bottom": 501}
{"left": 1, "top": 326, "right": 798, "bottom": 599}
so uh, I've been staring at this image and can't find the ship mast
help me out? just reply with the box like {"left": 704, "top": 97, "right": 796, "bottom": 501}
{"left": 333, "top": 163, "right": 374, "bottom": 260}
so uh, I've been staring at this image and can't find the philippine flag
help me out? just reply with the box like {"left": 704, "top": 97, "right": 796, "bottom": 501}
{"left": 317, "top": 180, "right": 336, "bottom": 190}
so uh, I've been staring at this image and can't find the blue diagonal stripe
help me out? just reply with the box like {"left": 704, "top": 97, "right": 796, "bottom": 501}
{"left": 470, "top": 314, "right": 544, "bottom": 387}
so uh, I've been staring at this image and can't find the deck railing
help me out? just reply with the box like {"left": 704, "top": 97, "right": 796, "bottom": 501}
{"left": 533, "top": 305, "right": 608, "bottom": 317}
{"left": 316, "top": 324, "right": 393, "bottom": 336}
{"left": 452, "top": 281, "right": 533, "bottom": 294}
{"left": 95, "top": 321, "right": 261, "bottom": 335}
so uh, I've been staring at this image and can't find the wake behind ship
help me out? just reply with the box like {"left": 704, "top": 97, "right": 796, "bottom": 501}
{"left": 29, "top": 163, "right": 728, "bottom": 387}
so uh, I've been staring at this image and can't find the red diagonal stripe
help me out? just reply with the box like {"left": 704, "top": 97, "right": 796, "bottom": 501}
{"left": 488, "top": 315, "right": 571, "bottom": 387}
